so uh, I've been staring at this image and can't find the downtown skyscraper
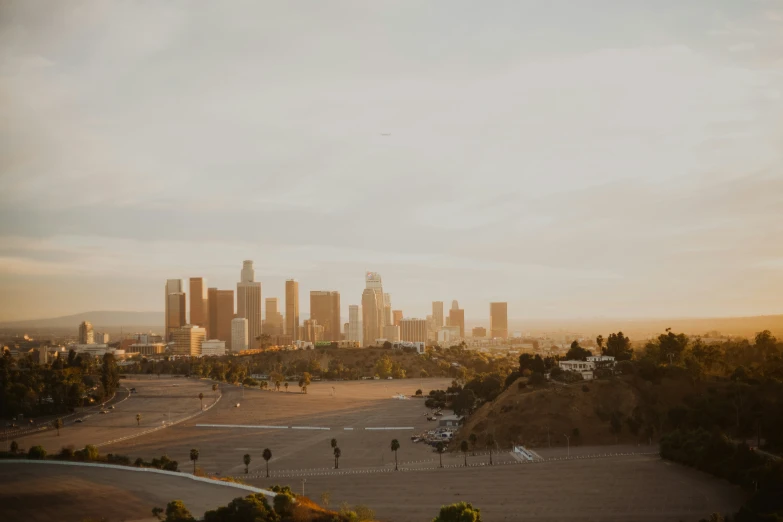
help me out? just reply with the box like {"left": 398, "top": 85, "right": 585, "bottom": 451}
{"left": 165, "top": 279, "right": 185, "bottom": 341}
{"left": 189, "top": 277, "right": 207, "bottom": 328}
{"left": 347, "top": 304, "right": 363, "bottom": 346}
{"left": 237, "top": 260, "right": 262, "bottom": 348}
{"left": 310, "top": 290, "right": 341, "bottom": 341}
{"left": 285, "top": 279, "right": 300, "bottom": 341}
{"left": 490, "top": 302, "right": 508, "bottom": 339}
{"left": 362, "top": 272, "right": 385, "bottom": 345}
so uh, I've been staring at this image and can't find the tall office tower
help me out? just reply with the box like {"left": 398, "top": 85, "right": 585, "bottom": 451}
{"left": 171, "top": 325, "right": 206, "bottom": 356}
{"left": 209, "top": 289, "right": 234, "bottom": 346}
{"left": 264, "top": 297, "right": 284, "bottom": 336}
{"left": 347, "top": 304, "right": 363, "bottom": 346}
{"left": 383, "top": 293, "right": 392, "bottom": 327}
{"left": 167, "top": 292, "right": 186, "bottom": 341}
{"left": 78, "top": 321, "right": 94, "bottom": 344}
{"left": 400, "top": 318, "right": 427, "bottom": 343}
{"left": 165, "top": 279, "right": 184, "bottom": 340}
{"left": 189, "top": 277, "right": 207, "bottom": 327}
{"left": 432, "top": 301, "right": 444, "bottom": 329}
{"left": 303, "top": 319, "right": 324, "bottom": 342}
{"left": 451, "top": 300, "right": 459, "bottom": 311}
{"left": 207, "top": 287, "right": 218, "bottom": 338}
{"left": 384, "top": 324, "right": 401, "bottom": 342}
{"left": 392, "top": 310, "right": 403, "bottom": 327}
{"left": 448, "top": 306, "right": 465, "bottom": 338}
{"left": 490, "top": 302, "right": 509, "bottom": 339}
{"left": 231, "top": 317, "right": 249, "bottom": 353}
{"left": 310, "top": 291, "right": 341, "bottom": 341}
{"left": 237, "top": 260, "right": 262, "bottom": 348}
{"left": 285, "top": 279, "right": 300, "bottom": 341}
{"left": 362, "top": 272, "right": 384, "bottom": 346}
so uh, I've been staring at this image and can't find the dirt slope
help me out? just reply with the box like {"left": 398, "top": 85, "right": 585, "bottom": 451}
{"left": 456, "top": 376, "right": 704, "bottom": 449}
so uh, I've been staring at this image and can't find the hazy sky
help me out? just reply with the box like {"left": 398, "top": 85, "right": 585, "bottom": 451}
{"left": 1, "top": 1, "right": 782, "bottom": 322}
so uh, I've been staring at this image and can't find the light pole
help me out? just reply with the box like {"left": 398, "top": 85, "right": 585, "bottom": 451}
{"left": 563, "top": 434, "right": 570, "bottom": 457}
{"left": 301, "top": 478, "right": 306, "bottom": 497}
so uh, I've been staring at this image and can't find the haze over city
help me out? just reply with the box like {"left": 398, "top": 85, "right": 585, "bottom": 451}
{"left": 1, "top": 1, "right": 782, "bottom": 323}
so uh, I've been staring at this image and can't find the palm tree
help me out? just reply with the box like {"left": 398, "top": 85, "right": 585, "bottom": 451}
{"left": 262, "top": 448, "right": 272, "bottom": 478}
{"left": 284, "top": 382, "right": 289, "bottom": 392}
{"left": 390, "top": 439, "right": 400, "bottom": 471}
{"left": 136, "top": 413, "right": 142, "bottom": 426}
{"left": 469, "top": 433, "right": 477, "bottom": 456}
{"left": 190, "top": 448, "right": 199, "bottom": 474}
{"left": 53, "top": 418, "right": 63, "bottom": 436}
{"left": 333, "top": 447, "right": 341, "bottom": 469}
{"left": 486, "top": 434, "right": 496, "bottom": 465}
{"left": 436, "top": 441, "right": 445, "bottom": 468}
{"left": 198, "top": 392, "right": 204, "bottom": 410}
{"left": 243, "top": 453, "right": 251, "bottom": 474}
{"left": 275, "top": 380, "right": 281, "bottom": 392}
{"left": 460, "top": 440, "right": 469, "bottom": 466}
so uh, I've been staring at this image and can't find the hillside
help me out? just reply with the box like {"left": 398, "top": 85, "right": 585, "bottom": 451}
{"left": 456, "top": 374, "right": 715, "bottom": 449}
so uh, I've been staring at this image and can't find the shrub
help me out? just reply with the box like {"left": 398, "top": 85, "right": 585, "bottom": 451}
{"left": 273, "top": 492, "right": 295, "bottom": 517}
{"left": 28, "top": 445, "right": 47, "bottom": 460}
{"left": 134, "top": 457, "right": 144, "bottom": 467}
{"left": 83, "top": 444, "right": 99, "bottom": 461}
{"left": 59, "top": 446, "right": 75, "bottom": 459}
{"left": 433, "top": 501, "right": 482, "bottom": 522}
{"left": 582, "top": 385, "right": 590, "bottom": 393}
{"left": 354, "top": 504, "right": 375, "bottom": 521}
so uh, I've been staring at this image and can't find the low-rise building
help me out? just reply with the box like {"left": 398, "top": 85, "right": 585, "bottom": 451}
{"left": 201, "top": 339, "right": 226, "bottom": 357}
{"left": 559, "top": 359, "right": 595, "bottom": 380}
{"left": 586, "top": 355, "right": 616, "bottom": 367}
{"left": 127, "top": 343, "right": 167, "bottom": 356}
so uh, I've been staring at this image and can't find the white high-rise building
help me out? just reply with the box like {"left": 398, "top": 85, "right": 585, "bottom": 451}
{"left": 348, "top": 304, "right": 363, "bottom": 346}
{"left": 237, "top": 260, "right": 261, "bottom": 349}
{"left": 231, "top": 317, "right": 249, "bottom": 353}
{"left": 362, "top": 272, "right": 384, "bottom": 345}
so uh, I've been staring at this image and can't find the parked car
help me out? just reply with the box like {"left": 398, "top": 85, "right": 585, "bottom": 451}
{"left": 75, "top": 419, "right": 84, "bottom": 423}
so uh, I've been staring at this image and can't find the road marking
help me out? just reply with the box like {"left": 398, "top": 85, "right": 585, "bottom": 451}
{"left": 196, "top": 424, "right": 288, "bottom": 429}
{"left": 364, "top": 427, "right": 414, "bottom": 430}
{"left": 291, "top": 426, "right": 330, "bottom": 430}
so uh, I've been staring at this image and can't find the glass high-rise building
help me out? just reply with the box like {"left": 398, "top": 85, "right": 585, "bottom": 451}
{"left": 362, "top": 272, "right": 384, "bottom": 345}
{"left": 285, "top": 279, "right": 300, "bottom": 341}
{"left": 490, "top": 302, "right": 508, "bottom": 339}
{"left": 189, "top": 277, "right": 207, "bottom": 328}
{"left": 237, "top": 260, "right": 261, "bottom": 348}
{"left": 310, "top": 290, "right": 341, "bottom": 341}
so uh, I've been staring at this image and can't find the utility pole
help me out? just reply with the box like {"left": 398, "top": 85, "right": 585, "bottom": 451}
{"left": 301, "top": 478, "right": 306, "bottom": 497}
{"left": 564, "top": 434, "right": 571, "bottom": 457}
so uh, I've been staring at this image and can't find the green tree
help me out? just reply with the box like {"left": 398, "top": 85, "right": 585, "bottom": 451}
{"left": 164, "top": 500, "right": 195, "bottom": 522}
{"left": 596, "top": 335, "right": 604, "bottom": 351}
{"left": 189, "top": 448, "right": 199, "bottom": 474}
{"left": 203, "top": 493, "right": 277, "bottom": 522}
{"left": 284, "top": 382, "right": 288, "bottom": 392}
{"left": 436, "top": 441, "right": 445, "bottom": 468}
{"left": 486, "top": 434, "right": 495, "bottom": 465}
{"left": 53, "top": 417, "right": 63, "bottom": 436}
{"left": 28, "top": 445, "right": 46, "bottom": 460}
{"left": 334, "top": 446, "right": 341, "bottom": 469}
{"left": 658, "top": 328, "right": 689, "bottom": 364}
{"left": 469, "top": 433, "right": 477, "bottom": 456}
{"left": 565, "top": 341, "right": 592, "bottom": 361}
{"left": 9, "top": 440, "right": 18, "bottom": 454}
{"left": 605, "top": 332, "right": 633, "bottom": 360}
{"left": 301, "top": 372, "right": 311, "bottom": 393}
{"left": 519, "top": 353, "right": 546, "bottom": 374}
{"left": 198, "top": 392, "right": 204, "bottom": 410}
{"left": 152, "top": 507, "right": 164, "bottom": 520}
{"left": 320, "top": 491, "right": 330, "bottom": 507}
{"left": 355, "top": 504, "right": 375, "bottom": 521}
{"left": 243, "top": 453, "right": 251, "bottom": 474}
{"left": 211, "top": 383, "right": 218, "bottom": 395}
{"left": 390, "top": 439, "right": 400, "bottom": 471}
{"left": 100, "top": 353, "right": 120, "bottom": 396}
{"left": 136, "top": 413, "right": 142, "bottom": 426}
{"left": 375, "top": 355, "right": 393, "bottom": 378}
{"left": 451, "top": 389, "right": 477, "bottom": 416}
{"left": 755, "top": 330, "right": 778, "bottom": 359}
{"left": 433, "top": 502, "right": 482, "bottom": 522}
{"left": 262, "top": 448, "right": 272, "bottom": 478}
{"left": 460, "top": 440, "right": 469, "bottom": 466}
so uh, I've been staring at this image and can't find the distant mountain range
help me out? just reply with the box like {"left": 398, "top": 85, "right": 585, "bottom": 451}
{"left": 0, "top": 311, "right": 163, "bottom": 329}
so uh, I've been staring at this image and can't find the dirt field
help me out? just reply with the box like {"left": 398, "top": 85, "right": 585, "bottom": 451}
{"left": 284, "top": 455, "right": 744, "bottom": 521}
{"left": 0, "top": 462, "right": 256, "bottom": 522}
{"left": 103, "top": 377, "right": 454, "bottom": 475}
{"left": 9, "top": 377, "right": 218, "bottom": 455}
{"left": 5, "top": 376, "right": 747, "bottom": 521}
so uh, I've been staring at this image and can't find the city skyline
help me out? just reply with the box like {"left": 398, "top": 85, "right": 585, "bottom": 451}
{"left": 1, "top": 2, "right": 782, "bottom": 322}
